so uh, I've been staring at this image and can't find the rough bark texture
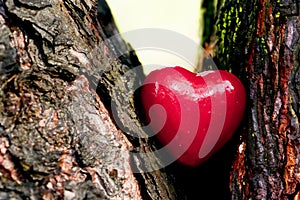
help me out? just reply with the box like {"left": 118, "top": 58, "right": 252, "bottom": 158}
{"left": 5, "top": 0, "right": 300, "bottom": 199}
{"left": 215, "top": 0, "right": 300, "bottom": 199}
{"left": 0, "top": 0, "right": 182, "bottom": 199}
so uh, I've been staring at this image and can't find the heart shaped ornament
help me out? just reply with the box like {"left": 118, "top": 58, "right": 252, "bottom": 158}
{"left": 140, "top": 66, "right": 246, "bottom": 167}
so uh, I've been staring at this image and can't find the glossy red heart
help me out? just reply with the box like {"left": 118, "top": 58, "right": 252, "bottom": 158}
{"left": 140, "top": 66, "right": 246, "bottom": 167}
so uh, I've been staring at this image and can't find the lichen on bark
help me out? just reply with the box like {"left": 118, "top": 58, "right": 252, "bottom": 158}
{"left": 216, "top": 0, "right": 300, "bottom": 199}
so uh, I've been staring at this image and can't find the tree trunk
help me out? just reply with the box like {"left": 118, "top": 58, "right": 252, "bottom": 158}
{"left": 215, "top": 0, "right": 300, "bottom": 199}
{"left": 3, "top": 0, "right": 299, "bottom": 199}
{"left": 0, "top": 0, "right": 184, "bottom": 199}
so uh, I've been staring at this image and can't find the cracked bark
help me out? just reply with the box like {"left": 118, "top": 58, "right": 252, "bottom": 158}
{"left": 0, "top": 0, "right": 183, "bottom": 199}
{"left": 215, "top": 0, "right": 300, "bottom": 199}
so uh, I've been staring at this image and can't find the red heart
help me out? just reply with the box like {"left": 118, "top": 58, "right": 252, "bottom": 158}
{"left": 140, "top": 66, "right": 246, "bottom": 167}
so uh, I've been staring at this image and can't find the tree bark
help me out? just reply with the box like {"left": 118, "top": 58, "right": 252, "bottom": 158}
{"left": 0, "top": 0, "right": 183, "bottom": 199}
{"left": 5, "top": 0, "right": 299, "bottom": 199}
{"left": 215, "top": 0, "right": 300, "bottom": 199}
